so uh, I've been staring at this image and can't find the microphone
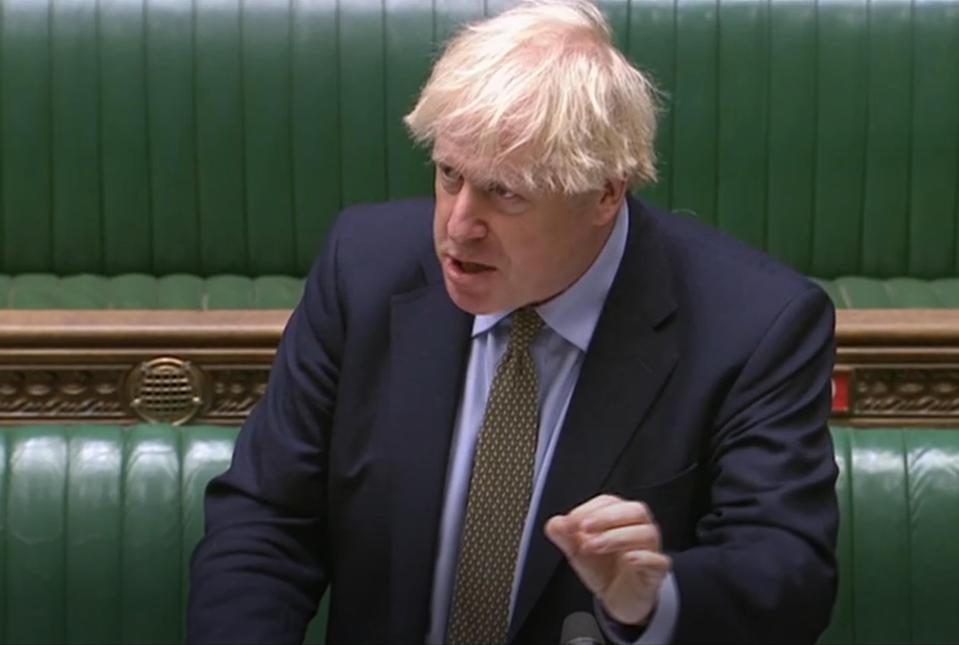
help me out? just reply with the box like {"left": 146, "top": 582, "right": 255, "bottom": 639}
{"left": 560, "top": 611, "right": 606, "bottom": 645}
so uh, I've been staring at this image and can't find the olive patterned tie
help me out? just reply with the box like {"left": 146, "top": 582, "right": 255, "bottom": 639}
{"left": 447, "top": 307, "right": 544, "bottom": 645}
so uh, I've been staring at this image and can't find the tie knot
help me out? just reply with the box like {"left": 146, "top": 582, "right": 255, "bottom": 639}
{"left": 510, "top": 307, "right": 543, "bottom": 348}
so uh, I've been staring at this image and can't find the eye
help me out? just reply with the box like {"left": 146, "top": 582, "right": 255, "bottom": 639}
{"left": 438, "top": 163, "right": 462, "bottom": 182}
{"left": 487, "top": 183, "right": 519, "bottom": 201}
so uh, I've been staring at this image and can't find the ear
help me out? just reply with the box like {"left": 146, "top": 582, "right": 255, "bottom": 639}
{"left": 591, "top": 179, "right": 628, "bottom": 226}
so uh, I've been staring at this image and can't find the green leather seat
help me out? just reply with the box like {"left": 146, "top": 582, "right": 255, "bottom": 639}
{"left": 1, "top": 424, "right": 957, "bottom": 643}
{"left": 0, "top": 424, "right": 326, "bottom": 644}
{"left": 813, "top": 277, "right": 959, "bottom": 309}
{"left": 824, "top": 429, "right": 959, "bottom": 644}
{"left": 1, "top": 0, "right": 957, "bottom": 301}
{"left": 5, "top": 274, "right": 959, "bottom": 310}
{"left": 0, "top": 274, "right": 305, "bottom": 309}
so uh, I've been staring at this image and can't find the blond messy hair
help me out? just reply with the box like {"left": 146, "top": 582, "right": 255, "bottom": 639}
{"left": 404, "top": 0, "right": 658, "bottom": 196}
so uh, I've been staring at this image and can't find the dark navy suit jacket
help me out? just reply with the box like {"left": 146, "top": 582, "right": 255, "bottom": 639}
{"left": 188, "top": 197, "right": 839, "bottom": 644}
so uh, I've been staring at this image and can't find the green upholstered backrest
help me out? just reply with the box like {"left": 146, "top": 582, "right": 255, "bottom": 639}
{"left": 0, "top": 424, "right": 329, "bottom": 644}
{"left": 0, "top": 425, "right": 238, "bottom": 643}
{"left": 823, "top": 428, "right": 959, "bottom": 645}
{"left": 1, "top": 0, "right": 957, "bottom": 279}
{"left": 1, "top": 424, "right": 957, "bottom": 643}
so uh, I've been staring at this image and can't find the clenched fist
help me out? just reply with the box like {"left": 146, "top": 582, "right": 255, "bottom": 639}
{"left": 545, "top": 494, "right": 671, "bottom": 626}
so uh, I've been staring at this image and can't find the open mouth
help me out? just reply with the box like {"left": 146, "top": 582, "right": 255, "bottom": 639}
{"left": 453, "top": 258, "right": 494, "bottom": 274}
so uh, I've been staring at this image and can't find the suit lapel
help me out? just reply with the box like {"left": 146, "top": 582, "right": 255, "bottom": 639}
{"left": 386, "top": 260, "right": 473, "bottom": 643}
{"left": 510, "top": 200, "right": 680, "bottom": 639}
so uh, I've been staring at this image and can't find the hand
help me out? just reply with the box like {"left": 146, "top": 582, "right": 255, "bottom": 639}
{"left": 545, "top": 494, "right": 671, "bottom": 626}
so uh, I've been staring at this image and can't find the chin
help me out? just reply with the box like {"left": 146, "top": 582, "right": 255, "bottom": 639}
{"left": 450, "top": 297, "right": 500, "bottom": 316}
{"left": 445, "top": 285, "right": 503, "bottom": 316}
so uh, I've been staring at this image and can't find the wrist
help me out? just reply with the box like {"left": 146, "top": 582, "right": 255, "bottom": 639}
{"left": 601, "top": 595, "right": 656, "bottom": 626}
{"left": 593, "top": 597, "right": 652, "bottom": 644}
{"left": 634, "top": 600, "right": 655, "bottom": 626}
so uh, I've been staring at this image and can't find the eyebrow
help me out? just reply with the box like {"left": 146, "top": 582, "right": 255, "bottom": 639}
{"left": 431, "top": 156, "right": 516, "bottom": 193}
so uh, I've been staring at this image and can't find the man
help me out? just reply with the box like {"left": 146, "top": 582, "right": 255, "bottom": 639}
{"left": 188, "top": 1, "right": 839, "bottom": 643}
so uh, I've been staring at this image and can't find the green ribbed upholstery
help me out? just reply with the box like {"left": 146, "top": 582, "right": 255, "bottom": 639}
{"left": 0, "top": 425, "right": 328, "bottom": 644}
{"left": 813, "top": 277, "right": 959, "bottom": 309}
{"left": 5, "top": 274, "right": 959, "bottom": 309}
{"left": 1, "top": 0, "right": 957, "bottom": 284}
{"left": 823, "top": 428, "right": 959, "bottom": 645}
{"left": 0, "top": 274, "right": 304, "bottom": 309}
{"left": 1, "top": 424, "right": 957, "bottom": 644}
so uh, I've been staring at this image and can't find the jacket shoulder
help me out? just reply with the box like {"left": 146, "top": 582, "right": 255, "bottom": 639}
{"left": 323, "top": 197, "right": 437, "bottom": 290}
{"left": 641, "top": 201, "right": 825, "bottom": 308}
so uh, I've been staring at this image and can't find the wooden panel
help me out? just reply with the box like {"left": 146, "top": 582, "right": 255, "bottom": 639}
{"left": 4, "top": 309, "right": 959, "bottom": 426}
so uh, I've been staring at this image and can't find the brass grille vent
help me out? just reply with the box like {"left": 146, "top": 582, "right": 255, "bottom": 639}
{"left": 127, "top": 358, "right": 205, "bottom": 424}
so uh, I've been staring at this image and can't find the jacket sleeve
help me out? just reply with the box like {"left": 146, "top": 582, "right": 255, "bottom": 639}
{"left": 187, "top": 219, "right": 347, "bottom": 644}
{"left": 671, "top": 285, "right": 840, "bottom": 644}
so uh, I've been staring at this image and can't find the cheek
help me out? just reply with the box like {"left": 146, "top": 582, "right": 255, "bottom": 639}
{"left": 504, "top": 234, "right": 555, "bottom": 278}
{"left": 511, "top": 225, "right": 583, "bottom": 282}
{"left": 433, "top": 206, "right": 449, "bottom": 239}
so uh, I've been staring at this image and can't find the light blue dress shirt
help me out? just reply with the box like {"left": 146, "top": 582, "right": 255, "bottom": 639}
{"left": 426, "top": 201, "right": 678, "bottom": 644}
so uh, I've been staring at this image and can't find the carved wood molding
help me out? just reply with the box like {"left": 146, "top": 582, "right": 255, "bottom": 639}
{"left": 0, "top": 363, "right": 271, "bottom": 425}
{"left": 0, "top": 311, "right": 287, "bottom": 425}
{"left": 832, "top": 310, "right": 959, "bottom": 426}
{"left": 3, "top": 308, "right": 959, "bottom": 426}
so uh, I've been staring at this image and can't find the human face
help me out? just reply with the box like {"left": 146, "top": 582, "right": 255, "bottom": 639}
{"left": 432, "top": 152, "right": 622, "bottom": 315}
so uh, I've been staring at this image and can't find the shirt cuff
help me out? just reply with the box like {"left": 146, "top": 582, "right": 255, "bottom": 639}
{"left": 593, "top": 572, "right": 679, "bottom": 645}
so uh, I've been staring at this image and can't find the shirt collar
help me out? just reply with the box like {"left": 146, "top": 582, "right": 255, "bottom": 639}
{"left": 471, "top": 199, "right": 629, "bottom": 351}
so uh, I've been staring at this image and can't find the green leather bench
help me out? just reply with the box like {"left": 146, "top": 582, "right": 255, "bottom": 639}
{"left": 7, "top": 275, "right": 959, "bottom": 310}
{"left": 1, "top": 0, "right": 958, "bottom": 308}
{"left": 0, "top": 424, "right": 957, "bottom": 644}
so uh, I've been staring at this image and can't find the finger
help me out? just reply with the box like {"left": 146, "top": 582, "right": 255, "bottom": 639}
{"left": 579, "top": 500, "right": 653, "bottom": 533}
{"left": 545, "top": 515, "right": 600, "bottom": 558}
{"left": 581, "top": 523, "right": 661, "bottom": 555}
{"left": 619, "top": 550, "right": 672, "bottom": 576}
{"left": 563, "top": 494, "right": 623, "bottom": 524}
{"left": 544, "top": 516, "right": 577, "bottom": 558}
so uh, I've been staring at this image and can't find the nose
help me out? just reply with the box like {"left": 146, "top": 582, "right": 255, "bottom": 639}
{"left": 446, "top": 183, "right": 488, "bottom": 243}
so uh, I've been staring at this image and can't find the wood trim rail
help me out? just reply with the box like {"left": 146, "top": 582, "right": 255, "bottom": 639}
{"left": 2, "top": 308, "right": 959, "bottom": 426}
{"left": 6, "top": 308, "right": 959, "bottom": 345}
{"left": 835, "top": 309, "right": 959, "bottom": 345}
{"left": 0, "top": 310, "right": 290, "bottom": 347}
